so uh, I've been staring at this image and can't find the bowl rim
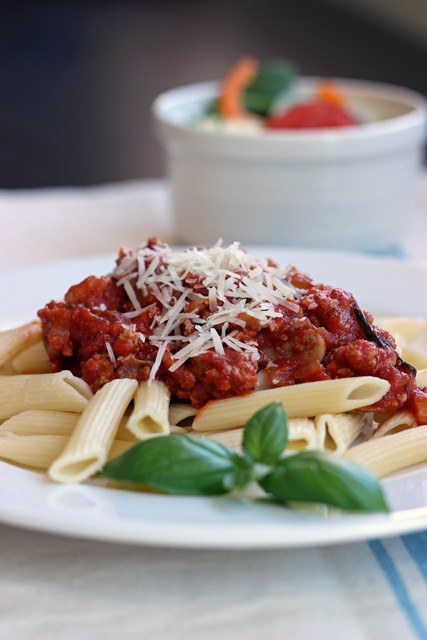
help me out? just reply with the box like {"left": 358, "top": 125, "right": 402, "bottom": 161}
{"left": 152, "top": 77, "right": 427, "bottom": 143}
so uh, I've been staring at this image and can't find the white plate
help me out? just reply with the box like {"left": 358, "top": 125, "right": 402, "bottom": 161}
{"left": 1, "top": 247, "right": 427, "bottom": 549}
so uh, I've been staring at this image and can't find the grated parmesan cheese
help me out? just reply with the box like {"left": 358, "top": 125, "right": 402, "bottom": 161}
{"left": 112, "top": 240, "right": 300, "bottom": 375}
{"left": 105, "top": 342, "right": 116, "bottom": 364}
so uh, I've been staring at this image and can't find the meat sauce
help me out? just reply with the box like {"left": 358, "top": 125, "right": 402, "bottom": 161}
{"left": 37, "top": 255, "right": 427, "bottom": 423}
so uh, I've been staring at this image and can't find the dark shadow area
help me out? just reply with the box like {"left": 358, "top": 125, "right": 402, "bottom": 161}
{"left": 1, "top": 0, "right": 427, "bottom": 188}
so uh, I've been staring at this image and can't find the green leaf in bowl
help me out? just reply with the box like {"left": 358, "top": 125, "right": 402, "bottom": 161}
{"left": 244, "top": 62, "right": 296, "bottom": 115}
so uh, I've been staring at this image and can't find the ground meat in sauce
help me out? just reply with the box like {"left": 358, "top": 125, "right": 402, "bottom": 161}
{"left": 37, "top": 265, "right": 427, "bottom": 420}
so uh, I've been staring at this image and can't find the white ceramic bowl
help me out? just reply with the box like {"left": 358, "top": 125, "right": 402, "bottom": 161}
{"left": 153, "top": 78, "right": 427, "bottom": 252}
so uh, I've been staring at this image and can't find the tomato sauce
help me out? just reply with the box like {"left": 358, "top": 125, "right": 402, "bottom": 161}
{"left": 38, "top": 262, "right": 427, "bottom": 419}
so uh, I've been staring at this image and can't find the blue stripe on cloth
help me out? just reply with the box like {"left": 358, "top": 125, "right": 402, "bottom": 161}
{"left": 402, "top": 532, "right": 427, "bottom": 585}
{"left": 368, "top": 540, "right": 427, "bottom": 640}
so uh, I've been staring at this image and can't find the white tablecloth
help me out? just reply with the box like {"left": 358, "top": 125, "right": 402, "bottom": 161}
{"left": 0, "top": 180, "right": 174, "bottom": 271}
{"left": 1, "top": 178, "right": 427, "bottom": 640}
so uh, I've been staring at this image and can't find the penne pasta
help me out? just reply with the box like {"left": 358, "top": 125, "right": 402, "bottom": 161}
{"left": 170, "top": 425, "right": 190, "bottom": 434}
{"left": 12, "top": 341, "right": 51, "bottom": 374}
{"left": 316, "top": 412, "right": 367, "bottom": 456}
{"left": 126, "top": 380, "right": 170, "bottom": 440}
{"left": 49, "top": 378, "right": 138, "bottom": 483}
{"left": 190, "top": 427, "right": 244, "bottom": 451}
{"left": 189, "top": 416, "right": 321, "bottom": 453}
{"left": 0, "top": 409, "right": 138, "bottom": 443}
{"left": 168, "top": 403, "right": 198, "bottom": 426}
{"left": 0, "top": 360, "right": 19, "bottom": 377}
{"left": 375, "top": 316, "right": 426, "bottom": 345}
{"left": 0, "top": 410, "right": 80, "bottom": 437}
{"left": 0, "top": 408, "right": 178, "bottom": 443}
{"left": 372, "top": 410, "right": 416, "bottom": 438}
{"left": 417, "top": 369, "right": 427, "bottom": 388}
{"left": 192, "top": 377, "right": 390, "bottom": 432}
{"left": 0, "top": 371, "right": 93, "bottom": 420}
{"left": 0, "top": 433, "right": 132, "bottom": 470}
{"left": 401, "top": 347, "right": 427, "bottom": 371}
{"left": 0, "top": 434, "right": 69, "bottom": 469}
{"left": 345, "top": 425, "right": 427, "bottom": 477}
{"left": 287, "top": 418, "right": 323, "bottom": 451}
{"left": 0, "top": 321, "right": 42, "bottom": 367}
{"left": 374, "top": 317, "right": 427, "bottom": 368}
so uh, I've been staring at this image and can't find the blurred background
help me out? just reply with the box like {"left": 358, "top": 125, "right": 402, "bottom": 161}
{"left": 1, "top": 0, "right": 427, "bottom": 189}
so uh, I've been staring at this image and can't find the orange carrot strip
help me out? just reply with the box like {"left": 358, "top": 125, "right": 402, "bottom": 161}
{"left": 218, "top": 56, "right": 259, "bottom": 118}
{"left": 317, "top": 79, "right": 347, "bottom": 108}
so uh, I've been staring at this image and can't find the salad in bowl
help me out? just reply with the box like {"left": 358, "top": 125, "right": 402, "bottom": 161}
{"left": 198, "top": 56, "right": 360, "bottom": 133}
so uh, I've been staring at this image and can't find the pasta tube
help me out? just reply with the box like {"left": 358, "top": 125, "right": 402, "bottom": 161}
{"left": 345, "top": 425, "right": 427, "bottom": 477}
{"left": 190, "top": 428, "right": 244, "bottom": 451}
{"left": 170, "top": 425, "right": 189, "bottom": 434}
{"left": 0, "top": 410, "right": 80, "bottom": 436}
{"left": 0, "top": 409, "right": 138, "bottom": 442}
{"left": 372, "top": 410, "right": 416, "bottom": 439}
{"left": 48, "top": 378, "right": 138, "bottom": 483}
{"left": 0, "top": 371, "right": 93, "bottom": 420}
{"left": 0, "top": 321, "right": 42, "bottom": 366}
{"left": 316, "top": 412, "right": 367, "bottom": 456}
{"left": 12, "top": 341, "right": 51, "bottom": 374}
{"left": 0, "top": 408, "right": 179, "bottom": 442}
{"left": 189, "top": 416, "right": 320, "bottom": 453}
{"left": 0, "top": 434, "right": 132, "bottom": 470}
{"left": 168, "top": 403, "right": 198, "bottom": 426}
{"left": 375, "top": 317, "right": 426, "bottom": 344}
{"left": 401, "top": 347, "right": 427, "bottom": 371}
{"left": 287, "top": 418, "right": 322, "bottom": 451}
{"left": 417, "top": 369, "right": 427, "bottom": 388}
{"left": 374, "top": 317, "right": 427, "bottom": 369}
{"left": 192, "top": 377, "right": 390, "bottom": 432}
{"left": 0, "top": 360, "right": 18, "bottom": 377}
{"left": 126, "top": 380, "right": 170, "bottom": 440}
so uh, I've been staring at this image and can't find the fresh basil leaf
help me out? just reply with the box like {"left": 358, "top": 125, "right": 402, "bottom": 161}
{"left": 242, "top": 402, "right": 288, "bottom": 466}
{"left": 259, "top": 451, "right": 389, "bottom": 513}
{"left": 223, "top": 469, "right": 254, "bottom": 492}
{"left": 251, "top": 462, "right": 273, "bottom": 481}
{"left": 244, "top": 62, "right": 295, "bottom": 115}
{"left": 223, "top": 462, "right": 272, "bottom": 492}
{"left": 98, "top": 435, "right": 248, "bottom": 496}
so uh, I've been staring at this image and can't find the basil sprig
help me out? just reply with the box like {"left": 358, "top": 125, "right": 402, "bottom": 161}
{"left": 98, "top": 402, "right": 389, "bottom": 513}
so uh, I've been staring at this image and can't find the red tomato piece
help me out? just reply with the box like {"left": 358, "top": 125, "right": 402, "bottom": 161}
{"left": 265, "top": 101, "right": 358, "bottom": 129}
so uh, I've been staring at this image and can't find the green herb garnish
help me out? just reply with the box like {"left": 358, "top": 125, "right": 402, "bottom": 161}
{"left": 98, "top": 402, "right": 389, "bottom": 513}
{"left": 244, "top": 62, "right": 296, "bottom": 116}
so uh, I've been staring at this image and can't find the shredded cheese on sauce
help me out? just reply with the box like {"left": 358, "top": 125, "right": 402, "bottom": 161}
{"left": 105, "top": 341, "right": 116, "bottom": 364}
{"left": 112, "top": 240, "right": 299, "bottom": 376}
